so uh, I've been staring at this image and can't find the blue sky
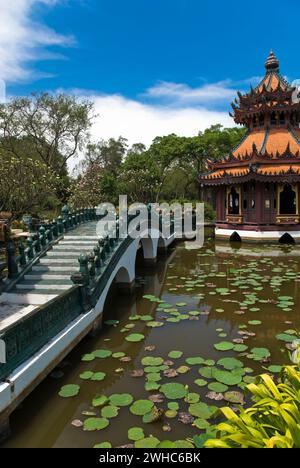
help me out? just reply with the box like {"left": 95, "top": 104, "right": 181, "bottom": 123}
{"left": 1, "top": 0, "right": 299, "bottom": 164}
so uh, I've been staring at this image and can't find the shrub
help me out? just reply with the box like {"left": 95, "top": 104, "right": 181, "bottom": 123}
{"left": 205, "top": 365, "right": 300, "bottom": 448}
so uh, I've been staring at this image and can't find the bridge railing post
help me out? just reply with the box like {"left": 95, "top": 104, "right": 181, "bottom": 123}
{"left": 6, "top": 241, "right": 19, "bottom": 279}
{"left": 70, "top": 272, "right": 91, "bottom": 312}
{"left": 61, "top": 205, "right": 70, "bottom": 230}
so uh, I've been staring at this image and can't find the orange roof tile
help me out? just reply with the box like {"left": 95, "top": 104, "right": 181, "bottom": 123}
{"left": 202, "top": 168, "right": 249, "bottom": 180}
{"left": 233, "top": 130, "right": 266, "bottom": 158}
{"left": 257, "top": 165, "right": 300, "bottom": 176}
{"left": 265, "top": 128, "right": 300, "bottom": 155}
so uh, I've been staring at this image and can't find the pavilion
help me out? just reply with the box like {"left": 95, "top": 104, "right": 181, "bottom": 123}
{"left": 199, "top": 51, "right": 300, "bottom": 243}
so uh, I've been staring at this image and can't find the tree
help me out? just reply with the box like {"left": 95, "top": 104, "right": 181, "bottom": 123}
{"left": 0, "top": 152, "right": 60, "bottom": 221}
{"left": 76, "top": 137, "right": 128, "bottom": 176}
{"left": 0, "top": 93, "right": 95, "bottom": 176}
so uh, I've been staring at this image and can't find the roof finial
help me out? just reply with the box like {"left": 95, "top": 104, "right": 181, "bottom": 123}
{"left": 265, "top": 50, "right": 279, "bottom": 72}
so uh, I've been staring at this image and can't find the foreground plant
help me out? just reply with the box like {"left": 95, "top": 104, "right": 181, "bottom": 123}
{"left": 204, "top": 364, "right": 300, "bottom": 448}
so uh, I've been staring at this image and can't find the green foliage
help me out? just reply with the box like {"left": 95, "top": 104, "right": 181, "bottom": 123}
{"left": 0, "top": 152, "right": 60, "bottom": 221}
{"left": 205, "top": 365, "right": 300, "bottom": 448}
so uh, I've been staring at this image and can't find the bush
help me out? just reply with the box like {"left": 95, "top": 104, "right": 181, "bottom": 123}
{"left": 204, "top": 364, "right": 300, "bottom": 448}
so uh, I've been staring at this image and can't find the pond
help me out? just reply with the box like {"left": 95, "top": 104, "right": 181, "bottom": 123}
{"left": 2, "top": 232, "right": 300, "bottom": 448}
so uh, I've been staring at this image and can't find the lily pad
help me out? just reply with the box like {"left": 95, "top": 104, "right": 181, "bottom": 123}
{"left": 217, "top": 357, "right": 244, "bottom": 370}
{"left": 58, "top": 384, "right": 80, "bottom": 398}
{"left": 93, "top": 349, "right": 112, "bottom": 358}
{"left": 212, "top": 369, "right": 242, "bottom": 386}
{"left": 224, "top": 391, "right": 244, "bottom": 404}
{"left": 186, "top": 357, "right": 204, "bottom": 365}
{"left": 128, "top": 427, "right": 145, "bottom": 441}
{"left": 188, "top": 402, "right": 217, "bottom": 419}
{"left": 130, "top": 399, "right": 154, "bottom": 416}
{"left": 83, "top": 417, "right": 109, "bottom": 431}
{"left": 160, "top": 383, "right": 188, "bottom": 400}
{"left": 168, "top": 351, "right": 183, "bottom": 359}
{"left": 79, "top": 371, "right": 94, "bottom": 380}
{"left": 91, "top": 372, "right": 106, "bottom": 381}
{"left": 208, "top": 382, "right": 228, "bottom": 393}
{"left": 142, "top": 356, "right": 164, "bottom": 366}
{"left": 92, "top": 395, "right": 109, "bottom": 407}
{"left": 125, "top": 333, "right": 145, "bottom": 342}
{"left": 214, "top": 341, "right": 234, "bottom": 351}
{"left": 135, "top": 437, "right": 160, "bottom": 448}
{"left": 101, "top": 405, "right": 119, "bottom": 418}
{"left": 109, "top": 393, "right": 134, "bottom": 407}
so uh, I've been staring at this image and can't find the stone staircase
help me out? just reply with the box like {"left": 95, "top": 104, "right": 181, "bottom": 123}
{"left": 0, "top": 223, "right": 100, "bottom": 307}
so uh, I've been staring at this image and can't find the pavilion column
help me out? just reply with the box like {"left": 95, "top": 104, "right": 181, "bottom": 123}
{"left": 255, "top": 182, "right": 263, "bottom": 224}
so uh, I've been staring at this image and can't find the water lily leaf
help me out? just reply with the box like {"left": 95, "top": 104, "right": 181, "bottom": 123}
{"left": 91, "top": 372, "right": 106, "bottom": 381}
{"left": 217, "top": 357, "right": 243, "bottom": 370}
{"left": 174, "top": 440, "right": 195, "bottom": 448}
{"left": 250, "top": 347, "right": 270, "bottom": 359}
{"left": 184, "top": 393, "right": 200, "bottom": 404}
{"left": 233, "top": 344, "right": 248, "bottom": 352}
{"left": 109, "top": 393, "right": 134, "bottom": 407}
{"left": 101, "top": 405, "right": 119, "bottom": 418}
{"left": 177, "top": 366, "right": 190, "bottom": 374}
{"left": 168, "top": 401, "right": 179, "bottom": 411}
{"left": 186, "top": 357, "right": 204, "bottom": 365}
{"left": 212, "top": 369, "right": 242, "bottom": 386}
{"left": 193, "top": 418, "right": 211, "bottom": 430}
{"left": 58, "top": 384, "right": 80, "bottom": 398}
{"left": 194, "top": 378, "right": 208, "bottom": 387}
{"left": 92, "top": 395, "right": 109, "bottom": 407}
{"left": 130, "top": 399, "right": 154, "bottom": 416}
{"left": 125, "top": 333, "right": 145, "bottom": 342}
{"left": 93, "top": 349, "right": 112, "bottom": 358}
{"left": 267, "top": 365, "right": 282, "bottom": 373}
{"left": 223, "top": 391, "right": 244, "bottom": 404}
{"left": 198, "top": 367, "right": 213, "bottom": 378}
{"left": 176, "top": 302, "right": 187, "bottom": 307}
{"left": 79, "top": 371, "right": 94, "bottom": 380}
{"left": 81, "top": 354, "right": 95, "bottom": 362}
{"left": 157, "top": 441, "right": 176, "bottom": 448}
{"left": 128, "top": 427, "right": 145, "bottom": 441}
{"left": 147, "top": 321, "right": 164, "bottom": 328}
{"left": 93, "top": 442, "right": 112, "bottom": 448}
{"left": 146, "top": 372, "right": 161, "bottom": 382}
{"left": 160, "top": 383, "right": 188, "bottom": 399}
{"left": 83, "top": 417, "right": 109, "bottom": 431}
{"left": 276, "top": 333, "right": 295, "bottom": 343}
{"left": 135, "top": 437, "right": 160, "bottom": 448}
{"left": 248, "top": 320, "right": 262, "bottom": 326}
{"left": 142, "top": 356, "right": 164, "bottom": 366}
{"left": 168, "top": 351, "right": 183, "bottom": 359}
{"left": 214, "top": 341, "right": 234, "bottom": 351}
{"left": 208, "top": 382, "right": 228, "bottom": 393}
{"left": 188, "top": 402, "right": 217, "bottom": 419}
{"left": 165, "top": 410, "right": 178, "bottom": 418}
{"left": 112, "top": 352, "right": 126, "bottom": 358}
{"left": 145, "top": 382, "right": 161, "bottom": 391}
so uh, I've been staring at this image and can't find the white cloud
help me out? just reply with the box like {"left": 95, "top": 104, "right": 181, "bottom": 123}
{"left": 0, "top": 0, "right": 72, "bottom": 82}
{"left": 145, "top": 80, "right": 237, "bottom": 105}
{"left": 68, "top": 92, "right": 233, "bottom": 170}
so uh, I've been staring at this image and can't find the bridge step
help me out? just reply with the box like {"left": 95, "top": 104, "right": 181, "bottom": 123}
{"left": 24, "top": 274, "right": 71, "bottom": 280}
{"left": 0, "top": 292, "right": 58, "bottom": 305}
{"left": 39, "top": 258, "right": 78, "bottom": 265}
{"left": 16, "top": 283, "right": 72, "bottom": 291}
{"left": 47, "top": 251, "right": 82, "bottom": 258}
{"left": 52, "top": 245, "right": 95, "bottom": 251}
{"left": 59, "top": 241, "right": 99, "bottom": 245}
{"left": 64, "top": 236, "right": 99, "bottom": 240}
{"left": 32, "top": 265, "right": 78, "bottom": 272}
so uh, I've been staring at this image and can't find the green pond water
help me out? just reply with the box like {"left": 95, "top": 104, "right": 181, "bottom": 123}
{"left": 2, "top": 234, "right": 300, "bottom": 448}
